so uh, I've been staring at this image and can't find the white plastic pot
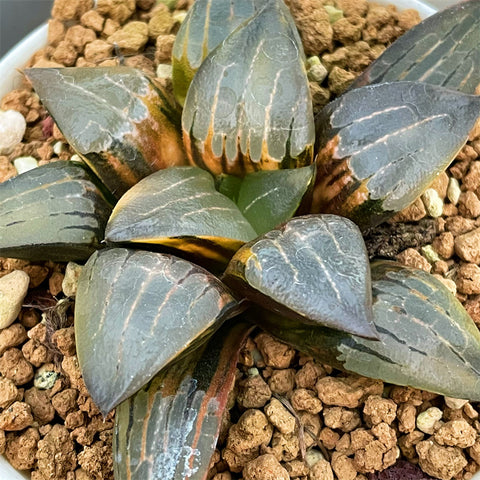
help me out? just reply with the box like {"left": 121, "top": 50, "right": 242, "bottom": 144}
{"left": 0, "top": 1, "right": 477, "bottom": 479}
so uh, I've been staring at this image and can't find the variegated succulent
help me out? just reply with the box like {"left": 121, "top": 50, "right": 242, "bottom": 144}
{"left": 1, "top": 0, "right": 480, "bottom": 478}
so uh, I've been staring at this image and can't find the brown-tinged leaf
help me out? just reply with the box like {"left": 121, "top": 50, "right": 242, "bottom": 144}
{"left": 312, "top": 81, "right": 480, "bottom": 230}
{"left": 224, "top": 214, "right": 377, "bottom": 338}
{"left": 105, "top": 167, "right": 257, "bottom": 264}
{"left": 257, "top": 260, "right": 480, "bottom": 401}
{"left": 182, "top": 0, "right": 314, "bottom": 177}
{"left": 351, "top": 0, "right": 480, "bottom": 94}
{"left": 0, "top": 161, "right": 111, "bottom": 261}
{"left": 75, "top": 248, "right": 241, "bottom": 415}
{"left": 172, "top": 0, "right": 263, "bottom": 105}
{"left": 25, "top": 67, "right": 187, "bottom": 198}
{"left": 113, "top": 321, "right": 253, "bottom": 480}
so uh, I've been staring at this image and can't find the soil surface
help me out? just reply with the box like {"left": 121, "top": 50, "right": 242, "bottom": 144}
{"left": 0, "top": 0, "right": 479, "bottom": 479}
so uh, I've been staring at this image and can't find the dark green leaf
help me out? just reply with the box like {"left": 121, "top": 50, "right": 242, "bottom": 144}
{"left": 75, "top": 248, "right": 240, "bottom": 415}
{"left": 312, "top": 81, "right": 480, "bottom": 230}
{"left": 237, "top": 165, "right": 316, "bottom": 235}
{"left": 114, "top": 321, "right": 253, "bottom": 480}
{"left": 350, "top": 0, "right": 480, "bottom": 94}
{"left": 25, "top": 67, "right": 186, "bottom": 198}
{"left": 172, "top": 0, "right": 263, "bottom": 105}
{"left": 105, "top": 167, "right": 257, "bottom": 263}
{"left": 215, "top": 174, "right": 243, "bottom": 203}
{"left": 0, "top": 161, "right": 111, "bottom": 261}
{"left": 258, "top": 260, "right": 480, "bottom": 401}
{"left": 224, "top": 214, "right": 377, "bottom": 338}
{"left": 182, "top": 0, "right": 314, "bottom": 177}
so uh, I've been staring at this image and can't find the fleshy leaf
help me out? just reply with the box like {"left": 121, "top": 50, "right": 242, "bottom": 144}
{"left": 0, "top": 161, "right": 111, "bottom": 261}
{"left": 114, "top": 321, "right": 253, "bottom": 480}
{"left": 182, "top": 0, "right": 314, "bottom": 177}
{"left": 75, "top": 248, "right": 241, "bottom": 415}
{"left": 223, "top": 214, "right": 377, "bottom": 338}
{"left": 236, "top": 165, "right": 316, "bottom": 235}
{"left": 25, "top": 67, "right": 186, "bottom": 198}
{"left": 257, "top": 260, "right": 480, "bottom": 401}
{"left": 312, "top": 81, "right": 480, "bottom": 230}
{"left": 172, "top": 0, "right": 263, "bottom": 105}
{"left": 350, "top": 0, "right": 480, "bottom": 94}
{"left": 105, "top": 167, "right": 257, "bottom": 263}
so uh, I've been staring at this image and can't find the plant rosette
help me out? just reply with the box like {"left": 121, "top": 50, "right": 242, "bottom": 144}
{"left": 1, "top": 1, "right": 480, "bottom": 480}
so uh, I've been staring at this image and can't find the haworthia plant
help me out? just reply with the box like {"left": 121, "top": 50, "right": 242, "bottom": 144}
{"left": 182, "top": 0, "right": 314, "bottom": 176}
{"left": 313, "top": 81, "right": 480, "bottom": 230}
{"left": 3, "top": 0, "right": 480, "bottom": 477}
{"left": 105, "top": 166, "right": 257, "bottom": 262}
{"left": 257, "top": 260, "right": 480, "bottom": 401}
{"left": 25, "top": 67, "right": 187, "bottom": 198}
{"left": 224, "top": 215, "right": 377, "bottom": 338}
{"left": 75, "top": 248, "right": 241, "bottom": 415}
{"left": 114, "top": 321, "right": 253, "bottom": 480}
{"left": 0, "top": 161, "right": 111, "bottom": 261}
{"left": 350, "top": 0, "right": 480, "bottom": 94}
{"left": 172, "top": 0, "right": 263, "bottom": 105}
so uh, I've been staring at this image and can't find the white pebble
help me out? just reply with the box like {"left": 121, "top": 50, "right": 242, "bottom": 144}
{"left": 421, "top": 188, "right": 443, "bottom": 217}
{"left": 71, "top": 154, "right": 82, "bottom": 163}
{"left": 416, "top": 407, "right": 443, "bottom": 434}
{"left": 53, "top": 141, "right": 65, "bottom": 155}
{"left": 34, "top": 366, "right": 59, "bottom": 390}
{"left": 421, "top": 245, "right": 440, "bottom": 263}
{"left": 156, "top": 64, "right": 173, "bottom": 79}
{"left": 305, "top": 449, "right": 325, "bottom": 468}
{"left": 13, "top": 156, "right": 38, "bottom": 174}
{"left": 308, "top": 63, "right": 328, "bottom": 83}
{"left": 0, "top": 110, "right": 27, "bottom": 155}
{"left": 447, "top": 177, "right": 461, "bottom": 205}
{"left": 62, "top": 262, "right": 83, "bottom": 297}
{"left": 172, "top": 10, "right": 187, "bottom": 24}
{"left": 324, "top": 5, "right": 344, "bottom": 23}
{"left": 444, "top": 396, "right": 469, "bottom": 410}
{"left": 247, "top": 367, "right": 259, "bottom": 377}
{"left": 0, "top": 270, "right": 30, "bottom": 329}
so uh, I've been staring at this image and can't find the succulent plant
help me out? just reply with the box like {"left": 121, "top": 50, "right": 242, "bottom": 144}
{"left": 1, "top": 0, "right": 480, "bottom": 478}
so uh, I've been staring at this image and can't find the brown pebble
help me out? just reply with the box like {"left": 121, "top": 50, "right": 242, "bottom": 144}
{"left": 268, "top": 369, "right": 295, "bottom": 395}
{"left": 5, "top": 427, "right": 39, "bottom": 470}
{"left": 25, "top": 387, "right": 56, "bottom": 425}
{"left": 0, "top": 377, "right": 20, "bottom": 409}
{"left": 0, "top": 323, "right": 28, "bottom": 355}
{"left": 290, "top": 388, "right": 322, "bottom": 414}
{"left": 455, "top": 227, "right": 480, "bottom": 264}
{"left": 464, "top": 296, "right": 480, "bottom": 324}
{"left": 433, "top": 231, "right": 455, "bottom": 259}
{"left": 243, "top": 454, "right": 289, "bottom": 480}
{"left": 396, "top": 248, "right": 431, "bottom": 272}
{"left": 456, "top": 263, "right": 480, "bottom": 295}
{"left": 445, "top": 216, "right": 476, "bottom": 236}
{"left": 37, "top": 424, "right": 77, "bottom": 478}
{"left": 363, "top": 395, "right": 397, "bottom": 426}
{"left": 237, "top": 374, "right": 272, "bottom": 409}
{"left": 416, "top": 439, "right": 467, "bottom": 480}
{"left": 22, "top": 339, "right": 54, "bottom": 367}
{"left": 254, "top": 333, "right": 295, "bottom": 369}
{"left": 52, "top": 327, "right": 76, "bottom": 357}
{"left": 0, "top": 348, "right": 34, "bottom": 385}
{"left": 84, "top": 39, "right": 113, "bottom": 63}
{"left": 458, "top": 191, "right": 480, "bottom": 218}
{"left": 0, "top": 401, "right": 33, "bottom": 430}
{"left": 323, "top": 406, "right": 361, "bottom": 432}
{"left": 52, "top": 388, "right": 79, "bottom": 418}
{"left": 316, "top": 376, "right": 383, "bottom": 409}
{"left": 81, "top": 9, "right": 105, "bottom": 31}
